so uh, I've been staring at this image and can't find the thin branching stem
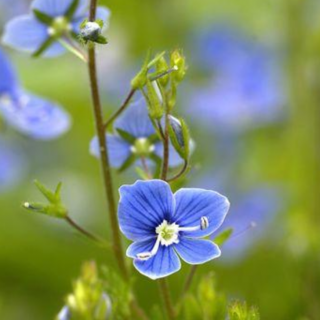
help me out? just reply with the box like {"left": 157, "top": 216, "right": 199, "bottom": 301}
{"left": 160, "top": 112, "right": 170, "bottom": 180}
{"left": 87, "top": 0, "right": 128, "bottom": 280}
{"left": 65, "top": 216, "right": 109, "bottom": 247}
{"left": 140, "top": 156, "right": 152, "bottom": 179}
{"left": 167, "top": 160, "right": 188, "bottom": 183}
{"left": 104, "top": 88, "right": 136, "bottom": 129}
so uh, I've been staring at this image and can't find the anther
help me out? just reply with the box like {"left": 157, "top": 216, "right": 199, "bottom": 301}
{"left": 200, "top": 216, "right": 209, "bottom": 230}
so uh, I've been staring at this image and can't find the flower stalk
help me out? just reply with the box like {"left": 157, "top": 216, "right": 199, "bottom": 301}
{"left": 87, "top": 0, "right": 128, "bottom": 279}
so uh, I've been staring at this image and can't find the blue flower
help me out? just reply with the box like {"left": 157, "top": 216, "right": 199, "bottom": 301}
{"left": 0, "top": 0, "right": 28, "bottom": 23}
{"left": 0, "top": 139, "right": 25, "bottom": 192}
{"left": 187, "top": 26, "right": 285, "bottom": 132}
{"left": 2, "top": 0, "right": 110, "bottom": 57}
{"left": 0, "top": 48, "right": 71, "bottom": 139}
{"left": 90, "top": 98, "right": 184, "bottom": 170}
{"left": 118, "top": 180, "right": 230, "bottom": 279}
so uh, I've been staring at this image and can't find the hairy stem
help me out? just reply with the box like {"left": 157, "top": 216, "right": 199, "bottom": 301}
{"left": 87, "top": 0, "right": 128, "bottom": 279}
{"left": 104, "top": 88, "right": 136, "bottom": 129}
{"left": 158, "top": 279, "right": 176, "bottom": 320}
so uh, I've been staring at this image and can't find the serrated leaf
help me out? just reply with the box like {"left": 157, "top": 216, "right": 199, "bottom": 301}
{"left": 33, "top": 9, "right": 53, "bottom": 25}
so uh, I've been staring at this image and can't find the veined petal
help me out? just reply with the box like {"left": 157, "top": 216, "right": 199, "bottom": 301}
{"left": 173, "top": 188, "right": 230, "bottom": 238}
{"left": 118, "top": 180, "right": 175, "bottom": 241}
{"left": 2, "top": 15, "right": 49, "bottom": 54}
{"left": 0, "top": 91, "right": 71, "bottom": 140}
{"left": 90, "top": 134, "right": 131, "bottom": 169}
{"left": 133, "top": 245, "right": 181, "bottom": 280}
{"left": 0, "top": 49, "right": 19, "bottom": 97}
{"left": 31, "top": 0, "right": 88, "bottom": 18}
{"left": 114, "top": 98, "right": 155, "bottom": 139}
{"left": 175, "top": 238, "right": 221, "bottom": 264}
{"left": 126, "top": 238, "right": 156, "bottom": 259}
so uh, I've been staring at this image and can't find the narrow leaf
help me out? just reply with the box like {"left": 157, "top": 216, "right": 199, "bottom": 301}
{"left": 65, "top": 0, "right": 80, "bottom": 18}
{"left": 32, "top": 37, "right": 56, "bottom": 58}
{"left": 33, "top": 9, "right": 53, "bottom": 25}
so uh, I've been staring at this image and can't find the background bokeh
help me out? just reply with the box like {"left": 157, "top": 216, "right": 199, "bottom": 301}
{"left": 0, "top": 0, "right": 319, "bottom": 319}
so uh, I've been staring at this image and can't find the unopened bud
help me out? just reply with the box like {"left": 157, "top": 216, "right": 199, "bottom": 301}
{"left": 170, "top": 49, "right": 186, "bottom": 82}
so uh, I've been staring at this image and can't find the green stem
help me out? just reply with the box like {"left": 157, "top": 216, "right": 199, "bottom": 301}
{"left": 58, "top": 38, "right": 87, "bottom": 62}
{"left": 181, "top": 265, "right": 197, "bottom": 298}
{"left": 65, "top": 216, "right": 109, "bottom": 248}
{"left": 158, "top": 279, "right": 176, "bottom": 320}
{"left": 87, "top": 0, "right": 128, "bottom": 280}
{"left": 167, "top": 160, "right": 188, "bottom": 183}
{"left": 160, "top": 112, "right": 170, "bottom": 180}
{"left": 104, "top": 88, "right": 136, "bottom": 129}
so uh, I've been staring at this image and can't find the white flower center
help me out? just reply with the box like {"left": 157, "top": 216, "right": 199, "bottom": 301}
{"left": 136, "top": 217, "right": 210, "bottom": 261}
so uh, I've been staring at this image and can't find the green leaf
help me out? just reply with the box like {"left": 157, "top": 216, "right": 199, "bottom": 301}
{"left": 116, "top": 128, "right": 136, "bottom": 143}
{"left": 147, "top": 51, "right": 166, "bottom": 69}
{"left": 228, "top": 301, "right": 260, "bottom": 320}
{"left": 131, "top": 50, "right": 151, "bottom": 89}
{"left": 34, "top": 179, "right": 56, "bottom": 203}
{"left": 118, "top": 154, "right": 136, "bottom": 173}
{"left": 65, "top": 0, "right": 79, "bottom": 18}
{"left": 214, "top": 228, "right": 233, "bottom": 246}
{"left": 32, "top": 37, "right": 56, "bottom": 58}
{"left": 33, "top": 9, "right": 54, "bottom": 25}
{"left": 96, "top": 35, "right": 108, "bottom": 44}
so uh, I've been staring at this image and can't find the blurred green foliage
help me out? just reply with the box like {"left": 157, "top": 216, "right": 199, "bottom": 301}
{"left": 0, "top": 0, "right": 319, "bottom": 319}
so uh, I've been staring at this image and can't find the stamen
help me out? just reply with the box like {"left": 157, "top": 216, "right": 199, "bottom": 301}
{"left": 178, "top": 216, "right": 209, "bottom": 232}
{"left": 230, "top": 221, "right": 257, "bottom": 240}
{"left": 136, "top": 236, "right": 161, "bottom": 261}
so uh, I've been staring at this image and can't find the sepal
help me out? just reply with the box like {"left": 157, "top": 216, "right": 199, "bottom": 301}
{"left": 23, "top": 180, "right": 67, "bottom": 219}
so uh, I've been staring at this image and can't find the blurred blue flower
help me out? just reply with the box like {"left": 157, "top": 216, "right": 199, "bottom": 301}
{"left": 118, "top": 179, "right": 230, "bottom": 279}
{"left": 212, "top": 187, "right": 281, "bottom": 261}
{"left": 187, "top": 26, "right": 285, "bottom": 132}
{"left": 196, "top": 173, "right": 281, "bottom": 262}
{"left": 90, "top": 98, "right": 183, "bottom": 170}
{"left": 0, "top": 0, "right": 29, "bottom": 23}
{"left": 0, "top": 48, "right": 71, "bottom": 139}
{"left": 0, "top": 139, "right": 25, "bottom": 192}
{"left": 2, "top": 0, "right": 110, "bottom": 57}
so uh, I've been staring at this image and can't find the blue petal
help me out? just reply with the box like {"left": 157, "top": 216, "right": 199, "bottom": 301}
{"left": 2, "top": 15, "right": 49, "bottom": 54}
{"left": 154, "top": 141, "right": 185, "bottom": 168}
{"left": 133, "top": 245, "right": 181, "bottom": 280}
{"left": 0, "top": 48, "right": 19, "bottom": 97}
{"left": 57, "top": 306, "right": 71, "bottom": 320}
{"left": 90, "top": 134, "right": 131, "bottom": 169}
{"left": 31, "top": 0, "right": 88, "bottom": 18}
{"left": 174, "top": 238, "right": 221, "bottom": 264}
{"left": 0, "top": 141, "right": 25, "bottom": 192}
{"left": 118, "top": 180, "right": 175, "bottom": 241}
{"left": 126, "top": 238, "right": 156, "bottom": 259}
{"left": 0, "top": 91, "right": 71, "bottom": 140}
{"left": 114, "top": 98, "right": 155, "bottom": 138}
{"left": 173, "top": 188, "right": 230, "bottom": 238}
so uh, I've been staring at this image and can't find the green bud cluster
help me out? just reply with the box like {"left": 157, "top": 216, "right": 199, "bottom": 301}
{"left": 58, "top": 262, "right": 111, "bottom": 320}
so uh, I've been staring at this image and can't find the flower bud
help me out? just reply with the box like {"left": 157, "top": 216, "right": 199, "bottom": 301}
{"left": 168, "top": 116, "right": 190, "bottom": 160}
{"left": 170, "top": 49, "right": 186, "bottom": 82}
{"left": 155, "top": 56, "right": 169, "bottom": 87}
{"left": 80, "top": 19, "right": 107, "bottom": 44}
